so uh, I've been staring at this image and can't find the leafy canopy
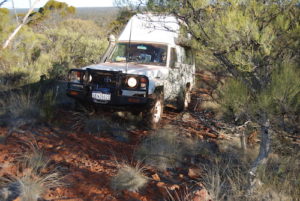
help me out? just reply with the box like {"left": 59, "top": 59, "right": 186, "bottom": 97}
{"left": 147, "top": 0, "right": 300, "bottom": 120}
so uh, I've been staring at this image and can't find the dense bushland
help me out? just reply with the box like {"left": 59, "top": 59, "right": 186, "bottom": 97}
{"left": 0, "top": 1, "right": 109, "bottom": 88}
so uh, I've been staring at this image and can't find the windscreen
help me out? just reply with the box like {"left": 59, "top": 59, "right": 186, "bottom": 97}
{"left": 109, "top": 43, "right": 168, "bottom": 66}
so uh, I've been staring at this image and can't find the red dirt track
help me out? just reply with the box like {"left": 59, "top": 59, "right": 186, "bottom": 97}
{"left": 0, "top": 87, "right": 217, "bottom": 201}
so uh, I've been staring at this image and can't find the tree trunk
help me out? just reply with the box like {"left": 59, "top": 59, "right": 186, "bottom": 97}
{"left": 240, "top": 130, "right": 247, "bottom": 153}
{"left": 247, "top": 114, "right": 271, "bottom": 194}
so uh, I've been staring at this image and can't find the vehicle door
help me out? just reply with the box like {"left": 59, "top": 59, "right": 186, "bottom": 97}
{"left": 181, "top": 47, "right": 195, "bottom": 89}
{"left": 164, "top": 47, "right": 183, "bottom": 102}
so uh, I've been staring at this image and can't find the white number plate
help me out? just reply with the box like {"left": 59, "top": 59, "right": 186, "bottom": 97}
{"left": 92, "top": 92, "right": 111, "bottom": 101}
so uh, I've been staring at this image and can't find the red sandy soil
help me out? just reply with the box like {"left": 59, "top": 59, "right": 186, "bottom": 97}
{"left": 0, "top": 83, "right": 218, "bottom": 201}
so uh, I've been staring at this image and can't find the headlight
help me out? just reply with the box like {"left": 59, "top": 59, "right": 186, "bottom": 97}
{"left": 127, "top": 77, "right": 138, "bottom": 88}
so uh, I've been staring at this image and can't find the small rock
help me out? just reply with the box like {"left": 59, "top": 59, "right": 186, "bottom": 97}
{"left": 182, "top": 113, "right": 192, "bottom": 122}
{"left": 188, "top": 167, "right": 202, "bottom": 179}
{"left": 151, "top": 173, "right": 160, "bottom": 181}
{"left": 45, "top": 144, "right": 54, "bottom": 149}
{"left": 156, "top": 182, "right": 166, "bottom": 188}
{"left": 193, "top": 189, "right": 211, "bottom": 201}
{"left": 52, "top": 154, "right": 63, "bottom": 162}
{"left": 168, "top": 184, "right": 180, "bottom": 191}
{"left": 179, "top": 174, "right": 184, "bottom": 179}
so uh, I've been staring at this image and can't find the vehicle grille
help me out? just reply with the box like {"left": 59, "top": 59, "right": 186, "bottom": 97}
{"left": 89, "top": 71, "right": 119, "bottom": 89}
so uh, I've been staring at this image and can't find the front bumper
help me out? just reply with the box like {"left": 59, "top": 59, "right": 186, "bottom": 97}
{"left": 66, "top": 68, "right": 150, "bottom": 107}
{"left": 66, "top": 88, "right": 149, "bottom": 105}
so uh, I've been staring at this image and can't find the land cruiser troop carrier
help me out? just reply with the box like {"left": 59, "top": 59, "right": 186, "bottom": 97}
{"left": 67, "top": 14, "right": 195, "bottom": 128}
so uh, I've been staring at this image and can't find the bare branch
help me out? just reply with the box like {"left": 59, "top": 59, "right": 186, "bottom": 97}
{"left": 0, "top": 0, "right": 8, "bottom": 7}
{"left": 2, "top": 0, "right": 46, "bottom": 49}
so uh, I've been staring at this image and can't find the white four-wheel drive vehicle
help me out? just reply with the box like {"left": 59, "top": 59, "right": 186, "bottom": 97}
{"left": 67, "top": 14, "right": 195, "bottom": 128}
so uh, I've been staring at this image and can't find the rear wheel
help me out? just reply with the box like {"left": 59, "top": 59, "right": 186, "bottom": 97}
{"left": 143, "top": 92, "right": 164, "bottom": 129}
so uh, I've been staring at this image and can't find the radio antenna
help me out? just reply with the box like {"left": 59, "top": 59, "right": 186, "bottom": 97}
{"left": 126, "top": 17, "right": 133, "bottom": 73}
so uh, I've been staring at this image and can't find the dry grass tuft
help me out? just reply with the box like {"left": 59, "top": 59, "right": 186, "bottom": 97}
{"left": 0, "top": 88, "right": 59, "bottom": 129}
{"left": 135, "top": 128, "right": 203, "bottom": 171}
{"left": 135, "top": 129, "right": 184, "bottom": 171}
{"left": 84, "top": 117, "right": 110, "bottom": 135}
{"left": 0, "top": 86, "right": 62, "bottom": 130}
{"left": 1, "top": 172, "right": 62, "bottom": 201}
{"left": 82, "top": 112, "right": 129, "bottom": 141}
{"left": 111, "top": 164, "right": 148, "bottom": 192}
{"left": 165, "top": 186, "right": 194, "bottom": 201}
{"left": 0, "top": 144, "right": 64, "bottom": 201}
{"left": 256, "top": 152, "right": 300, "bottom": 200}
{"left": 200, "top": 100, "right": 220, "bottom": 111}
{"left": 4, "top": 90, "right": 41, "bottom": 125}
{"left": 198, "top": 145, "right": 298, "bottom": 201}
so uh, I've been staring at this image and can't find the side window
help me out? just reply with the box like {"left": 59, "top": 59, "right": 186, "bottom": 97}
{"left": 169, "top": 48, "right": 178, "bottom": 68}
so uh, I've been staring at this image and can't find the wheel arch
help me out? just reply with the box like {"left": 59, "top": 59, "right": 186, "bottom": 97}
{"left": 154, "top": 86, "right": 164, "bottom": 94}
{"left": 186, "top": 82, "right": 191, "bottom": 90}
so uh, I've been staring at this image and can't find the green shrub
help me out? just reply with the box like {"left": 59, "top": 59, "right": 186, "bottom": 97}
{"left": 219, "top": 78, "right": 250, "bottom": 122}
{"left": 1, "top": 14, "right": 108, "bottom": 84}
{"left": 256, "top": 62, "right": 300, "bottom": 117}
{"left": 29, "top": 0, "right": 76, "bottom": 26}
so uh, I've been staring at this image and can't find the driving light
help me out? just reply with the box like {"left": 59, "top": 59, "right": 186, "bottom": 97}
{"left": 69, "top": 71, "right": 82, "bottom": 83}
{"left": 140, "top": 77, "right": 147, "bottom": 88}
{"left": 127, "top": 77, "right": 138, "bottom": 88}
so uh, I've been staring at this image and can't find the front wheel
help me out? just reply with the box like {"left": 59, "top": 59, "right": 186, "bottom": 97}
{"left": 143, "top": 92, "right": 164, "bottom": 129}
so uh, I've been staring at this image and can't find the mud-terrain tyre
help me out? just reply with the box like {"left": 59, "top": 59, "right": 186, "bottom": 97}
{"left": 177, "top": 87, "right": 191, "bottom": 112}
{"left": 143, "top": 92, "right": 164, "bottom": 129}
